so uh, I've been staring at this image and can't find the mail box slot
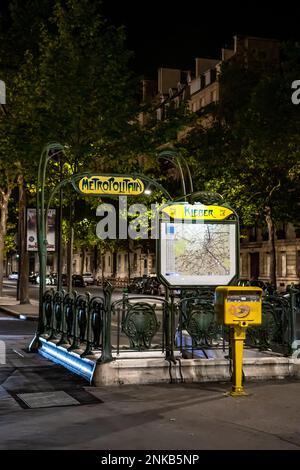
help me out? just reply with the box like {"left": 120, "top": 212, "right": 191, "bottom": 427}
{"left": 214, "top": 286, "right": 262, "bottom": 326}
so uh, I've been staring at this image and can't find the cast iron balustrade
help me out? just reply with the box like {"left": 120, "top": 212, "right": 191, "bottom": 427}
{"left": 111, "top": 295, "right": 169, "bottom": 355}
{"left": 40, "top": 284, "right": 299, "bottom": 362}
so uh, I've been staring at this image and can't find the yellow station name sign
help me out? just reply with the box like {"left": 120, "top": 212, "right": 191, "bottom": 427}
{"left": 78, "top": 176, "right": 145, "bottom": 196}
{"left": 161, "top": 204, "right": 234, "bottom": 220}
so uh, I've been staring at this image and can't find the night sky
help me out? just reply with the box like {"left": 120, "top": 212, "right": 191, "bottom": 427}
{"left": 102, "top": 0, "right": 300, "bottom": 77}
{"left": 1, "top": 0, "right": 300, "bottom": 77}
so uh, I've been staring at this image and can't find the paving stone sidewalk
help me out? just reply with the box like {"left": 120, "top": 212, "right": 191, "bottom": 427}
{"left": 0, "top": 296, "right": 38, "bottom": 320}
{"left": 1, "top": 332, "right": 300, "bottom": 450}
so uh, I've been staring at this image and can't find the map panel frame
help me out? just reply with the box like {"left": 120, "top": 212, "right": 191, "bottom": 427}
{"left": 157, "top": 216, "right": 239, "bottom": 289}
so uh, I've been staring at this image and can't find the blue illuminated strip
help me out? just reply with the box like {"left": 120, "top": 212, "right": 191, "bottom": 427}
{"left": 39, "top": 338, "right": 96, "bottom": 383}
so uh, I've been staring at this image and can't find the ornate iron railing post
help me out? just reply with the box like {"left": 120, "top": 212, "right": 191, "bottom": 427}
{"left": 165, "top": 291, "right": 176, "bottom": 363}
{"left": 81, "top": 292, "right": 93, "bottom": 357}
{"left": 99, "top": 281, "right": 114, "bottom": 363}
{"left": 122, "top": 287, "right": 128, "bottom": 325}
{"left": 289, "top": 286, "right": 298, "bottom": 353}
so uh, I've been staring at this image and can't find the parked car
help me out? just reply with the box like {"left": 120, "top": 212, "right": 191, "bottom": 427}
{"left": 8, "top": 271, "right": 18, "bottom": 280}
{"left": 143, "top": 276, "right": 164, "bottom": 296}
{"left": 35, "top": 275, "right": 52, "bottom": 285}
{"left": 72, "top": 274, "right": 85, "bottom": 287}
{"left": 29, "top": 272, "right": 38, "bottom": 284}
{"left": 127, "top": 277, "right": 145, "bottom": 294}
{"left": 82, "top": 273, "right": 95, "bottom": 285}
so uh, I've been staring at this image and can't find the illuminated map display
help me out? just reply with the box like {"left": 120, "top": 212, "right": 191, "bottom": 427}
{"left": 159, "top": 222, "right": 237, "bottom": 286}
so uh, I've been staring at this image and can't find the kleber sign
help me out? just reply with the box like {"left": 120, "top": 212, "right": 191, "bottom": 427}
{"left": 78, "top": 176, "right": 144, "bottom": 196}
{"left": 161, "top": 203, "right": 234, "bottom": 220}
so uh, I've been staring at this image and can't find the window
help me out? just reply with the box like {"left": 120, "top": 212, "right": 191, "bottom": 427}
{"left": 297, "top": 251, "right": 300, "bottom": 277}
{"left": 151, "top": 255, "right": 156, "bottom": 274}
{"left": 266, "top": 253, "right": 270, "bottom": 277}
{"left": 249, "top": 227, "right": 257, "bottom": 242}
{"left": 276, "top": 223, "right": 286, "bottom": 240}
{"left": 205, "top": 71, "right": 211, "bottom": 86}
{"left": 280, "top": 252, "right": 287, "bottom": 277}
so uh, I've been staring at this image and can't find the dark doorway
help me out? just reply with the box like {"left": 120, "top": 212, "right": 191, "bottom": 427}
{"left": 250, "top": 252, "right": 260, "bottom": 279}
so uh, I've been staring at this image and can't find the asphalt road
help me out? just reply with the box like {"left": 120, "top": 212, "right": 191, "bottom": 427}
{"left": 2, "top": 279, "right": 162, "bottom": 304}
{"left": 1, "top": 307, "right": 300, "bottom": 450}
{"left": 3, "top": 279, "right": 104, "bottom": 301}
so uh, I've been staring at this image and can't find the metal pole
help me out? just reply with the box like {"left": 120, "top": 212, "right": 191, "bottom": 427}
{"left": 28, "top": 143, "right": 64, "bottom": 352}
{"left": 158, "top": 150, "right": 193, "bottom": 201}
{"left": 67, "top": 201, "right": 74, "bottom": 293}
{"left": 57, "top": 158, "right": 63, "bottom": 292}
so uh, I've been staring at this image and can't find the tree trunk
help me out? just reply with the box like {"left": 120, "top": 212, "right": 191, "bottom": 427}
{"left": 127, "top": 240, "right": 131, "bottom": 282}
{"left": 127, "top": 251, "right": 131, "bottom": 282}
{"left": 101, "top": 252, "right": 105, "bottom": 286}
{"left": 265, "top": 205, "right": 277, "bottom": 289}
{"left": 80, "top": 247, "right": 85, "bottom": 275}
{"left": 17, "top": 174, "right": 30, "bottom": 304}
{"left": 0, "top": 190, "right": 11, "bottom": 298}
{"left": 93, "top": 244, "right": 98, "bottom": 278}
{"left": 66, "top": 201, "right": 74, "bottom": 293}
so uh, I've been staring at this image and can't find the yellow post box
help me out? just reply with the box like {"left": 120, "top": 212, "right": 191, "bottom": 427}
{"left": 214, "top": 286, "right": 263, "bottom": 396}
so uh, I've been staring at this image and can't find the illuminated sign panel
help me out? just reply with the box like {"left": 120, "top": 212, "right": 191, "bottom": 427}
{"left": 161, "top": 204, "right": 233, "bottom": 220}
{"left": 158, "top": 202, "right": 238, "bottom": 287}
{"left": 78, "top": 176, "right": 144, "bottom": 196}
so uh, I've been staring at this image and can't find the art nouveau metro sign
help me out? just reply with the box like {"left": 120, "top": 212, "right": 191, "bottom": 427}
{"left": 77, "top": 175, "right": 145, "bottom": 196}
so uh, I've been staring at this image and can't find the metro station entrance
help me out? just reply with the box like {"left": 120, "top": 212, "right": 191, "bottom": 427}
{"left": 29, "top": 143, "right": 298, "bottom": 385}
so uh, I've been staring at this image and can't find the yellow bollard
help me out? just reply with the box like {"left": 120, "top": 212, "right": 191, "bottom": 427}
{"left": 230, "top": 326, "right": 248, "bottom": 396}
{"left": 214, "top": 286, "right": 263, "bottom": 397}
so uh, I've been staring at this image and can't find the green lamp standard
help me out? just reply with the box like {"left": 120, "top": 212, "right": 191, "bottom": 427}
{"left": 29, "top": 142, "right": 64, "bottom": 352}
{"left": 157, "top": 149, "right": 193, "bottom": 201}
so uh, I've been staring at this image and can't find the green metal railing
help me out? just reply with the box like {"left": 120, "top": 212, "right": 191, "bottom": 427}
{"left": 39, "top": 285, "right": 300, "bottom": 364}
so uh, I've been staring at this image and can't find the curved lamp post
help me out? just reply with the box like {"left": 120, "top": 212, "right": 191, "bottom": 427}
{"left": 157, "top": 149, "right": 193, "bottom": 201}
{"left": 29, "top": 142, "right": 64, "bottom": 352}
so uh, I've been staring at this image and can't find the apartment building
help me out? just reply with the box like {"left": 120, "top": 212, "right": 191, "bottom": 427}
{"left": 240, "top": 224, "right": 300, "bottom": 291}
{"left": 139, "top": 36, "right": 300, "bottom": 291}
{"left": 142, "top": 35, "right": 280, "bottom": 118}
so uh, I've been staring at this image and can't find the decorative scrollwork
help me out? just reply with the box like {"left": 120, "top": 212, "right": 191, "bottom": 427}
{"left": 90, "top": 299, "right": 103, "bottom": 348}
{"left": 43, "top": 290, "right": 53, "bottom": 330}
{"left": 246, "top": 295, "right": 290, "bottom": 350}
{"left": 65, "top": 296, "right": 74, "bottom": 338}
{"left": 122, "top": 302, "right": 160, "bottom": 350}
{"left": 53, "top": 291, "right": 63, "bottom": 335}
{"left": 182, "top": 301, "right": 221, "bottom": 347}
{"left": 77, "top": 297, "right": 87, "bottom": 342}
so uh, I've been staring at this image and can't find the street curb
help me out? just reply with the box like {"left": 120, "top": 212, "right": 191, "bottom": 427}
{"left": 0, "top": 306, "right": 38, "bottom": 321}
